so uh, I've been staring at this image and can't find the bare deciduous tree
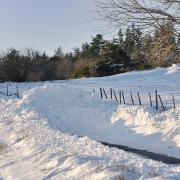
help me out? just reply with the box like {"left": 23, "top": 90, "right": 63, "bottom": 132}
{"left": 95, "top": 0, "right": 180, "bottom": 36}
{"left": 55, "top": 59, "right": 73, "bottom": 80}
{"left": 145, "top": 26, "right": 178, "bottom": 65}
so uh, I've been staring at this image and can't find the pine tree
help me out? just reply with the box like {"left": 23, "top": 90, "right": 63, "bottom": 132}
{"left": 102, "top": 40, "right": 130, "bottom": 65}
{"left": 54, "top": 46, "right": 64, "bottom": 59}
{"left": 90, "top": 34, "right": 106, "bottom": 57}
{"left": 73, "top": 48, "right": 81, "bottom": 58}
{"left": 117, "top": 29, "right": 124, "bottom": 48}
{"left": 81, "top": 42, "right": 90, "bottom": 57}
{"left": 131, "top": 27, "right": 143, "bottom": 61}
{"left": 123, "top": 27, "right": 135, "bottom": 57}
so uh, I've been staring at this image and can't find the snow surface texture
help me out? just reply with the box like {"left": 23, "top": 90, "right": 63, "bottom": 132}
{"left": 0, "top": 64, "right": 180, "bottom": 179}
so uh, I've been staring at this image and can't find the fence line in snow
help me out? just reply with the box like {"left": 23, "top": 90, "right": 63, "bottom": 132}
{"left": 95, "top": 88, "right": 180, "bottom": 111}
{"left": 0, "top": 83, "right": 19, "bottom": 98}
{"left": 0, "top": 83, "right": 31, "bottom": 98}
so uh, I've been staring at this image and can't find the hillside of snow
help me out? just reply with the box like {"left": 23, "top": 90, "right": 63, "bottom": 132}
{"left": 0, "top": 64, "right": 180, "bottom": 179}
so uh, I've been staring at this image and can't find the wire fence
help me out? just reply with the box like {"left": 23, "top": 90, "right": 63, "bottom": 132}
{"left": 0, "top": 83, "right": 20, "bottom": 98}
{"left": 95, "top": 87, "right": 180, "bottom": 111}
{"left": 0, "top": 83, "right": 179, "bottom": 111}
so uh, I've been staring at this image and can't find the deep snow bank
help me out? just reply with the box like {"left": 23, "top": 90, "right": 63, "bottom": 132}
{"left": 112, "top": 105, "right": 180, "bottom": 147}
{"left": 1, "top": 91, "right": 179, "bottom": 179}
{"left": 19, "top": 84, "right": 117, "bottom": 137}
{"left": 0, "top": 64, "right": 180, "bottom": 179}
{"left": 18, "top": 82, "right": 180, "bottom": 158}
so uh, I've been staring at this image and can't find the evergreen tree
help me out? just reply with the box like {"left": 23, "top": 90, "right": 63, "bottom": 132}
{"left": 123, "top": 24, "right": 143, "bottom": 62}
{"left": 6, "top": 48, "right": 20, "bottom": 63}
{"left": 41, "top": 52, "right": 49, "bottom": 63}
{"left": 117, "top": 29, "right": 124, "bottom": 48}
{"left": 102, "top": 40, "right": 130, "bottom": 65}
{"left": 73, "top": 47, "right": 81, "bottom": 58}
{"left": 131, "top": 26, "right": 143, "bottom": 61}
{"left": 81, "top": 42, "right": 90, "bottom": 57}
{"left": 54, "top": 46, "right": 64, "bottom": 59}
{"left": 123, "top": 27, "right": 135, "bottom": 57}
{"left": 90, "top": 34, "right": 106, "bottom": 57}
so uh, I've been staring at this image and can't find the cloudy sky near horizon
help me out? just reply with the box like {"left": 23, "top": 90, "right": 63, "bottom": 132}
{"left": 0, "top": 0, "right": 101, "bottom": 55}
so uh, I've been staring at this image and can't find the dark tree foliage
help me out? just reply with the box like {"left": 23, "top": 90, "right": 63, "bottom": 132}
{"left": 0, "top": 48, "right": 73, "bottom": 82}
{"left": 90, "top": 34, "right": 106, "bottom": 57}
{"left": 0, "top": 23, "right": 179, "bottom": 82}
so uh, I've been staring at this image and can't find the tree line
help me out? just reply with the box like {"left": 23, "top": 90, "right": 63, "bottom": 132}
{"left": 73, "top": 23, "right": 179, "bottom": 76}
{"left": 0, "top": 23, "right": 179, "bottom": 82}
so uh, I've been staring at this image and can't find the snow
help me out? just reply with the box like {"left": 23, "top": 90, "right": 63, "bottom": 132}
{"left": 0, "top": 64, "right": 180, "bottom": 179}
{"left": 111, "top": 105, "right": 180, "bottom": 156}
{"left": 109, "top": 63, "right": 124, "bottom": 67}
{"left": 166, "top": 64, "right": 180, "bottom": 74}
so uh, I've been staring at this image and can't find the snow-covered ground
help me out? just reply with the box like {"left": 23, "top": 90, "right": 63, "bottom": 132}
{"left": 0, "top": 64, "right": 180, "bottom": 179}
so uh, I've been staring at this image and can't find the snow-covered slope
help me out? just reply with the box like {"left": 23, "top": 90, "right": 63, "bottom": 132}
{"left": 17, "top": 83, "right": 180, "bottom": 158}
{"left": 0, "top": 64, "right": 180, "bottom": 179}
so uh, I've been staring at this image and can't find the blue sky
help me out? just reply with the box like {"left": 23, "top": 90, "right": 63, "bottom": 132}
{"left": 0, "top": 0, "right": 99, "bottom": 55}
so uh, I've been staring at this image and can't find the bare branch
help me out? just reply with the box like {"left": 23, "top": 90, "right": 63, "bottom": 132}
{"left": 95, "top": 0, "right": 180, "bottom": 36}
